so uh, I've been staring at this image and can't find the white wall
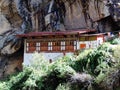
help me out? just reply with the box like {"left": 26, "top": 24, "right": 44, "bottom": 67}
{"left": 23, "top": 52, "right": 73, "bottom": 65}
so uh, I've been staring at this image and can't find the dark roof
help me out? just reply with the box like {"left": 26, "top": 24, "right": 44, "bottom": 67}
{"left": 16, "top": 29, "right": 96, "bottom": 38}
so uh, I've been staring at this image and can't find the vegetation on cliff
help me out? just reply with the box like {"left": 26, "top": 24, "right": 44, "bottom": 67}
{"left": 0, "top": 42, "right": 120, "bottom": 90}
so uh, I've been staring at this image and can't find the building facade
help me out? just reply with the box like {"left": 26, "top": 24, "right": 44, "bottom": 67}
{"left": 17, "top": 30, "right": 104, "bottom": 65}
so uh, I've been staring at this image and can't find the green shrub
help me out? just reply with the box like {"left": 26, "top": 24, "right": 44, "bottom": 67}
{"left": 97, "top": 42, "right": 112, "bottom": 51}
{"left": 1, "top": 43, "right": 120, "bottom": 90}
{"left": 56, "top": 83, "right": 71, "bottom": 90}
{"left": 111, "top": 38, "right": 120, "bottom": 45}
{"left": 113, "top": 45, "right": 120, "bottom": 63}
{"left": 5, "top": 53, "right": 76, "bottom": 90}
{"left": 8, "top": 67, "right": 32, "bottom": 90}
{"left": 72, "top": 43, "right": 115, "bottom": 78}
{"left": 0, "top": 82, "right": 9, "bottom": 90}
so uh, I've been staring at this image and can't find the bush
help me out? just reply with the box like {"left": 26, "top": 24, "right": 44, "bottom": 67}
{"left": 1, "top": 53, "right": 76, "bottom": 90}
{"left": 70, "top": 43, "right": 117, "bottom": 85}
{"left": 1, "top": 43, "right": 120, "bottom": 90}
{"left": 56, "top": 83, "right": 71, "bottom": 90}
{"left": 113, "top": 45, "right": 120, "bottom": 63}
{"left": 0, "top": 82, "right": 9, "bottom": 90}
{"left": 111, "top": 38, "right": 120, "bottom": 45}
{"left": 72, "top": 49, "right": 114, "bottom": 75}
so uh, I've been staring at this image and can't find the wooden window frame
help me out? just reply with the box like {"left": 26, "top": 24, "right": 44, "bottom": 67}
{"left": 26, "top": 41, "right": 36, "bottom": 53}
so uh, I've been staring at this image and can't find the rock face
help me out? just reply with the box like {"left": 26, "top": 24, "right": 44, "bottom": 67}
{"left": 0, "top": 0, "right": 22, "bottom": 54}
{"left": 0, "top": 0, "right": 120, "bottom": 77}
{"left": 0, "top": 49, "right": 23, "bottom": 78}
{"left": 0, "top": 0, "right": 23, "bottom": 77}
{"left": 65, "top": 0, "right": 110, "bottom": 29}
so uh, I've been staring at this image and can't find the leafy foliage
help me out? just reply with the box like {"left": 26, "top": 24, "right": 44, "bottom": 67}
{"left": 113, "top": 45, "right": 120, "bottom": 63}
{"left": 56, "top": 83, "right": 71, "bottom": 90}
{"left": 72, "top": 43, "right": 115, "bottom": 76}
{"left": 0, "top": 82, "right": 9, "bottom": 90}
{"left": 0, "top": 43, "right": 120, "bottom": 90}
{"left": 0, "top": 53, "right": 75, "bottom": 90}
{"left": 111, "top": 38, "right": 120, "bottom": 45}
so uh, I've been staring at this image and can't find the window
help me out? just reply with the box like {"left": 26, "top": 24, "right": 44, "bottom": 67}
{"left": 26, "top": 41, "right": 36, "bottom": 53}
{"left": 48, "top": 42, "right": 52, "bottom": 51}
{"left": 74, "top": 41, "right": 77, "bottom": 50}
{"left": 53, "top": 41, "right": 61, "bottom": 51}
{"left": 36, "top": 42, "right": 40, "bottom": 52}
{"left": 65, "top": 41, "right": 76, "bottom": 51}
{"left": 61, "top": 41, "right": 65, "bottom": 51}
{"left": 80, "top": 43, "right": 86, "bottom": 49}
{"left": 40, "top": 42, "right": 48, "bottom": 51}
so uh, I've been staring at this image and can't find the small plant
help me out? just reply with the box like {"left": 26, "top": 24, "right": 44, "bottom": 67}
{"left": 56, "top": 83, "right": 71, "bottom": 90}
{"left": 113, "top": 45, "right": 120, "bottom": 63}
{"left": 0, "top": 82, "right": 9, "bottom": 90}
